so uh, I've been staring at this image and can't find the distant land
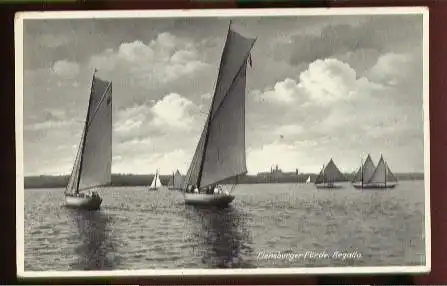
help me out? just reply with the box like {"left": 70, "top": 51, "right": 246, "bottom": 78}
{"left": 24, "top": 172, "right": 425, "bottom": 189}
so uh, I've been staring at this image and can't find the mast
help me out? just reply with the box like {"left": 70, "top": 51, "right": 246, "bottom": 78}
{"left": 195, "top": 24, "right": 232, "bottom": 189}
{"left": 361, "top": 158, "right": 364, "bottom": 189}
{"left": 322, "top": 164, "right": 325, "bottom": 185}
{"left": 195, "top": 21, "right": 255, "bottom": 189}
{"left": 75, "top": 70, "right": 97, "bottom": 194}
{"left": 383, "top": 155, "right": 387, "bottom": 187}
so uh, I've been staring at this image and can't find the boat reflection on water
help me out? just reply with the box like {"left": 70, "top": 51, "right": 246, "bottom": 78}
{"left": 68, "top": 209, "right": 118, "bottom": 270}
{"left": 188, "top": 205, "right": 254, "bottom": 268}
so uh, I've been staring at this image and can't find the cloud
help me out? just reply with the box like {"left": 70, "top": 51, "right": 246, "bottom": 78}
{"left": 150, "top": 93, "right": 197, "bottom": 130}
{"left": 254, "top": 58, "right": 383, "bottom": 106}
{"left": 88, "top": 32, "right": 211, "bottom": 85}
{"left": 254, "top": 78, "right": 302, "bottom": 104}
{"left": 279, "top": 15, "right": 423, "bottom": 67}
{"left": 113, "top": 148, "right": 191, "bottom": 174}
{"left": 22, "top": 16, "right": 425, "bottom": 176}
{"left": 368, "top": 52, "right": 412, "bottom": 86}
{"left": 246, "top": 54, "right": 423, "bottom": 173}
{"left": 51, "top": 60, "right": 80, "bottom": 79}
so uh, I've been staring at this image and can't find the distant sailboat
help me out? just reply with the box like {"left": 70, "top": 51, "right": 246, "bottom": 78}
{"left": 306, "top": 176, "right": 311, "bottom": 184}
{"left": 314, "top": 158, "right": 346, "bottom": 189}
{"left": 182, "top": 22, "right": 256, "bottom": 207}
{"left": 149, "top": 169, "right": 162, "bottom": 190}
{"left": 168, "top": 170, "right": 184, "bottom": 190}
{"left": 353, "top": 154, "right": 398, "bottom": 189}
{"left": 64, "top": 70, "right": 112, "bottom": 210}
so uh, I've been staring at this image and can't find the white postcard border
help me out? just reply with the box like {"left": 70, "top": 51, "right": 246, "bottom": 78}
{"left": 15, "top": 7, "right": 431, "bottom": 278}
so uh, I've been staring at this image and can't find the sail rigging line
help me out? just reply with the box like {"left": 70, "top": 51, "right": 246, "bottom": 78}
{"left": 74, "top": 73, "right": 112, "bottom": 194}
{"left": 195, "top": 40, "right": 256, "bottom": 189}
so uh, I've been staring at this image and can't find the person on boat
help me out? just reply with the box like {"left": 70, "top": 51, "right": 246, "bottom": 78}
{"left": 193, "top": 185, "right": 199, "bottom": 193}
{"left": 213, "top": 185, "right": 219, "bottom": 194}
{"left": 207, "top": 185, "right": 213, "bottom": 194}
{"left": 186, "top": 185, "right": 192, "bottom": 193}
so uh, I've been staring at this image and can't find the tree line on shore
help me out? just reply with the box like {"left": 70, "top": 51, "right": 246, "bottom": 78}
{"left": 24, "top": 172, "right": 425, "bottom": 189}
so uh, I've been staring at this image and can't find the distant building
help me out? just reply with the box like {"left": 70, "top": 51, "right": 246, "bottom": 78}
{"left": 257, "top": 165, "right": 298, "bottom": 183}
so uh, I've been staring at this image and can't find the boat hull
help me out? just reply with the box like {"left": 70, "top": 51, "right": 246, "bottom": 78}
{"left": 184, "top": 192, "right": 235, "bottom": 207}
{"left": 64, "top": 193, "right": 102, "bottom": 210}
{"left": 315, "top": 183, "right": 343, "bottom": 189}
{"left": 352, "top": 182, "right": 397, "bottom": 189}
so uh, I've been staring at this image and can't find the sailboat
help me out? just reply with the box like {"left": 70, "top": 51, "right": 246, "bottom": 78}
{"left": 168, "top": 169, "right": 184, "bottom": 190}
{"left": 353, "top": 154, "right": 398, "bottom": 189}
{"left": 149, "top": 169, "right": 162, "bottom": 190}
{"left": 182, "top": 22, "right": 256, "bottom": 207}
{"left": 314, "top": 158, "right": 346, "bottom": 189}
{"left": 64, "top": 70, "right": 112, "bottom": 210}
{"left": 306, "top": 176, "right": 311, "bottom": 184}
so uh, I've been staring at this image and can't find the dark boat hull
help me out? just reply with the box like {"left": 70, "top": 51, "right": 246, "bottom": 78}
{"left": 315, "top": 184, "right": 343, "bottom": 189}
{"left": 352, "top": 182, "right": 397, "bottom": 190}
{"left": 184, "top": 192, "right": 235, "bottom": 207}
{"left": 64, "top": 193, "right": 102, "bottom": 210}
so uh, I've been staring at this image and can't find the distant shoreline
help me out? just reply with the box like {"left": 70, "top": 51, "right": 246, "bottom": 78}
{"left": 23, "top": 172, "right": 425, "bottom": 189}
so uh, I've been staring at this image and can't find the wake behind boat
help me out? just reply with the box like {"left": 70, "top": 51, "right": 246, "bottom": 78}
{"left": 64, "top": 70, "right": 112, "bottom": 210}
{"left": 352, "top": 154, "right": 398, "bottom": 189}
{"left": 314, "top": 158, "right": 346, "bottom": 189}
{"left": 181, "top": 22, "right": 256, "bottom": 207}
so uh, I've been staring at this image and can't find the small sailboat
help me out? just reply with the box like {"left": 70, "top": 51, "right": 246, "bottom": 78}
{"left": 314, "top": 158, "right": 346, "bottom": 189}
{"left": 353, "top": 154, "right": 398, "bottom": 189}
{"left": 168, "top": 169, "right": 184, "bottom": 190}
{"left": 64, "top": 70, "right": 112, "bottom": 210}
{"left": 182, "top": 22, "right": 256, "bottom": 207}
{"left": 306, "top": 176, "right": 311, "bottom": 184}
{"left": 149, "top": 169, "right": 162, "bottom": 191}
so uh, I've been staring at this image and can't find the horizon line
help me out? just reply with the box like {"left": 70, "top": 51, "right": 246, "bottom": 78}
{"left": 24, "top": 171, "right": 426, "bottom": 177}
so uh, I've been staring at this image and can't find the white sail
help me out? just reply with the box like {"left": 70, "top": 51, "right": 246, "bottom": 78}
{"left": 150, "top": 171, "right": 162, "bottom": 189}
{"left": 66, "top": 73, "right": 112, "bottom": 194}
{"left": 184, "top": 25, "right": 256, "bottom": 189}
{"left": 306, "top": 176, "right": 311, "bottom": 183}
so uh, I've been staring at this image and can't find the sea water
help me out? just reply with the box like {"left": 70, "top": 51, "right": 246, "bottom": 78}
{"left": 23, "top": 181, "right": 426, "bottom": 271}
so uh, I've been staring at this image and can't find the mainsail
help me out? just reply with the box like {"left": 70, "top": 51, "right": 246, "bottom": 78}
{"left": 352, "top": 154, "right": 376, "bottom": 184}
{"left": 65, "top": 72, "right": 112, "bottom": 194}
{"left": 150, "top": 171, "right": 162, "bottom": 188}
{"left": 183, "top": 24, "right": 256, "bottom": 189}
{"left": 367, "top": 155, "right": 398, "bottom": 184}
{"left": 314, "top": 158, "right": 346, "bottom": 184}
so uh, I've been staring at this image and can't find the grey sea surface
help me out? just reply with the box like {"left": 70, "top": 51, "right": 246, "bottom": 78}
{"left": 24, "top": 181, "right": 426, "bottom": 271}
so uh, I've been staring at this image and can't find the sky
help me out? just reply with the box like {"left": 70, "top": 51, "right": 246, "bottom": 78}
{"left": 21, "top": 12, "right": 425, "bottom": 176}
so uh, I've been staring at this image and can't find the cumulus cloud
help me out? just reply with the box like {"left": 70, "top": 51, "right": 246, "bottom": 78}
{"left": 22, "top": 16, "right": 425, "bottom": 175}
{"left": 246, "top": 54, "right": 423, "bottom": 173}
{"left": 150, "top": 93, "right": 197, "bottom": 130}
{"left": 51, "top": 60, "right": 80, "bottom": 79}
{"left": 89, "top": 32, "right": 210, "bottom": 85}
{"left": 254, "top": 58, "right": 383, "bottom": 106}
